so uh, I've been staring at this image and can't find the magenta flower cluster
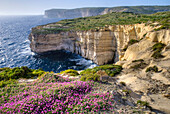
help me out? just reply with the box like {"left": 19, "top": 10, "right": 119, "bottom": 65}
{"left": 0, "top": 73, "right": 115, "bottom": 113}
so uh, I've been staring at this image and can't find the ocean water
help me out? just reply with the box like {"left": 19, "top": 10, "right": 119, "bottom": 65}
{"left": 0, "top": 15, "right": 96, "bottom": 72}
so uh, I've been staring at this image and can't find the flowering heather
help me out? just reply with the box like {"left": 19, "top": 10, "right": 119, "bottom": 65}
{"left": 0, "top": 73, "right": 115, "bottom": 113}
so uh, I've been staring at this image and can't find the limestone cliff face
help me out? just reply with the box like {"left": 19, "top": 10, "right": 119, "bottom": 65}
{"left": 29, "top": 31, "right": 116, "bottom": 65}
{"left": 29, "top": 23, "right": 169, "bottom": 65}
{"left": 122, "top": 29, "right": 170, "bottom": 61}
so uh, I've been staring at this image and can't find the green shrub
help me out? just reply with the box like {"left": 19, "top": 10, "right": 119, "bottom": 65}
{"left": 131, "top": 57, "right": 147, "bottom": 70}
{"left": 0, "top": 67, "right": 10, "bottom": 71}
{"left": 80, "top": 69, "right": 100, "bottom": 81}
{"left": 131, "top": 62, "right": 147, "bottom": 69}
{"left": 151, "top": 51, "right": 164, "bottom": 59}
{"left": 60, "top": 69, "right": 79, "bottom": 76}
{"left": 120, "top": 81, "right": 126, "bottom": 86}
{"left": 0, "top": 79, "right": 17, "bottom": 88}
{"left": 137, "top": 100, "right": 149, "bottom": 107}
{"left": 122, "top": 89, "right": 131, "bottom": 94}
{"left": 32, "top": 69, "right": 45, "bottom": 77}
{"left": 151, "top": 43, "right": 165, "bottom": 59}
{"left": 128, "top": 39, "right": 139, "bottom": 46}
{"left": 146, "top": 66, "right": 158, "bottom": 72}
{"left": 80, "top": 68, "right": 96, "bottom": 75}
{"left": 152, "top": 43, "right": 165, "bottom": 51}
{"left": 0, "top": 66, "right": 46, "bottom": 87}
{"left": 92, "top": 64, "right": 122, "bottom": 77}
{"left": 80, "top": 64, "right": 123, "bottom": 81}
{"left": 80, "top": 76, "right": 87, "bottom": 81}
{"left": 80, "top": 73, "right": 100, "bottom": 81}
{"left": 132, "top": 59, "right": 144, "bottom": 63}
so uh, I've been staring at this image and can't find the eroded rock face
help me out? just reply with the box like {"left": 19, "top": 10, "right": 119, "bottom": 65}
{"left": 122, "top": 29, "right": 170, "bottom": 61}
{"left": 29, "top": 31, "right": 117, "bottom": 65}
{"left": 29, "top": 23, "right": 170, "bottom": 65}
{"left": 115, "top": 28, "right": 170, "bottom": 113}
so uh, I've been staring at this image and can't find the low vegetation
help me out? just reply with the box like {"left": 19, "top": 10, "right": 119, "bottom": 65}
{"left": 0, "top": 73, "right": 115, "bottom": 113}
{"left": 146, "top": 66, "right": 159, "bottom": 72}
{"left": 80, "top": 64, "right": 122, "bottom": 81}
{"left": 33, "top": 12, "right": 170, "bottom": 34}
{"left": 151, "top": 43, "right": 166, "bottom": 59}
{"left": 120, "top": 81, "right": 126, "bottom": 86}
{"left": 60, "top": 69, "right": 79, "bottom": 76}
{"left": 137, "top": 100, "right": 150, "bottom": 107}
{"left": 132, "top": 59, "right": 144, "bottom": 63}
{"left": 0, "top": 66, "right": 45, "bottom": 87}
{"left": 128, "top": 39, "right": 139, "bottom": 45}
{"left": 130, "top": 60, "right": 147, "bottom": 69}
{"left": 152, "top": 43, "right": 166, "bottom": 51}
{"left": 122, "top": 89, "right": 131, "bottom": 94}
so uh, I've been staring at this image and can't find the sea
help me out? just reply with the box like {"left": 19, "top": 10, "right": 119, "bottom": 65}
{"left": 0, "top": 15, "right": 96, "bottom": 72}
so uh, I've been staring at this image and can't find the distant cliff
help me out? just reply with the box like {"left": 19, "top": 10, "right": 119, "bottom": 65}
{"left": 44, "top": 6, "right": 170, "bottom": 18}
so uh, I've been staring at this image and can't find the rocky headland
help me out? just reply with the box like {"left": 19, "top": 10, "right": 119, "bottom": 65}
{"left": 28, "top": 12, "right": 170, "bottom": 113}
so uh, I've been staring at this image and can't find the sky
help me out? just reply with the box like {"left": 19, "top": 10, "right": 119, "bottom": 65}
{"left": 0, "top": 0, "right": 169, "bottom": 15}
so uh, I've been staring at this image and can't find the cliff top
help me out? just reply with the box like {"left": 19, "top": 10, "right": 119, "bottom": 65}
{"left": 33, "top": 11, "right": 170, "bottom": 34}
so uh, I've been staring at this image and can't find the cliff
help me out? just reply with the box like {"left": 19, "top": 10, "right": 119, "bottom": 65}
{"left": 30, "top": 12, "right": 170, "bottom": 65}
{"left": 29, "top": 23, "right": 169, "bottom": 65}
{"left": 45, "top": 6, "right": 170, "bottom": 18}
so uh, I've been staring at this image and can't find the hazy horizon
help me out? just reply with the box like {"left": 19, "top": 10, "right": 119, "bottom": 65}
{"left": 0, "top": 0, "right": 169, "bottom": 15}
